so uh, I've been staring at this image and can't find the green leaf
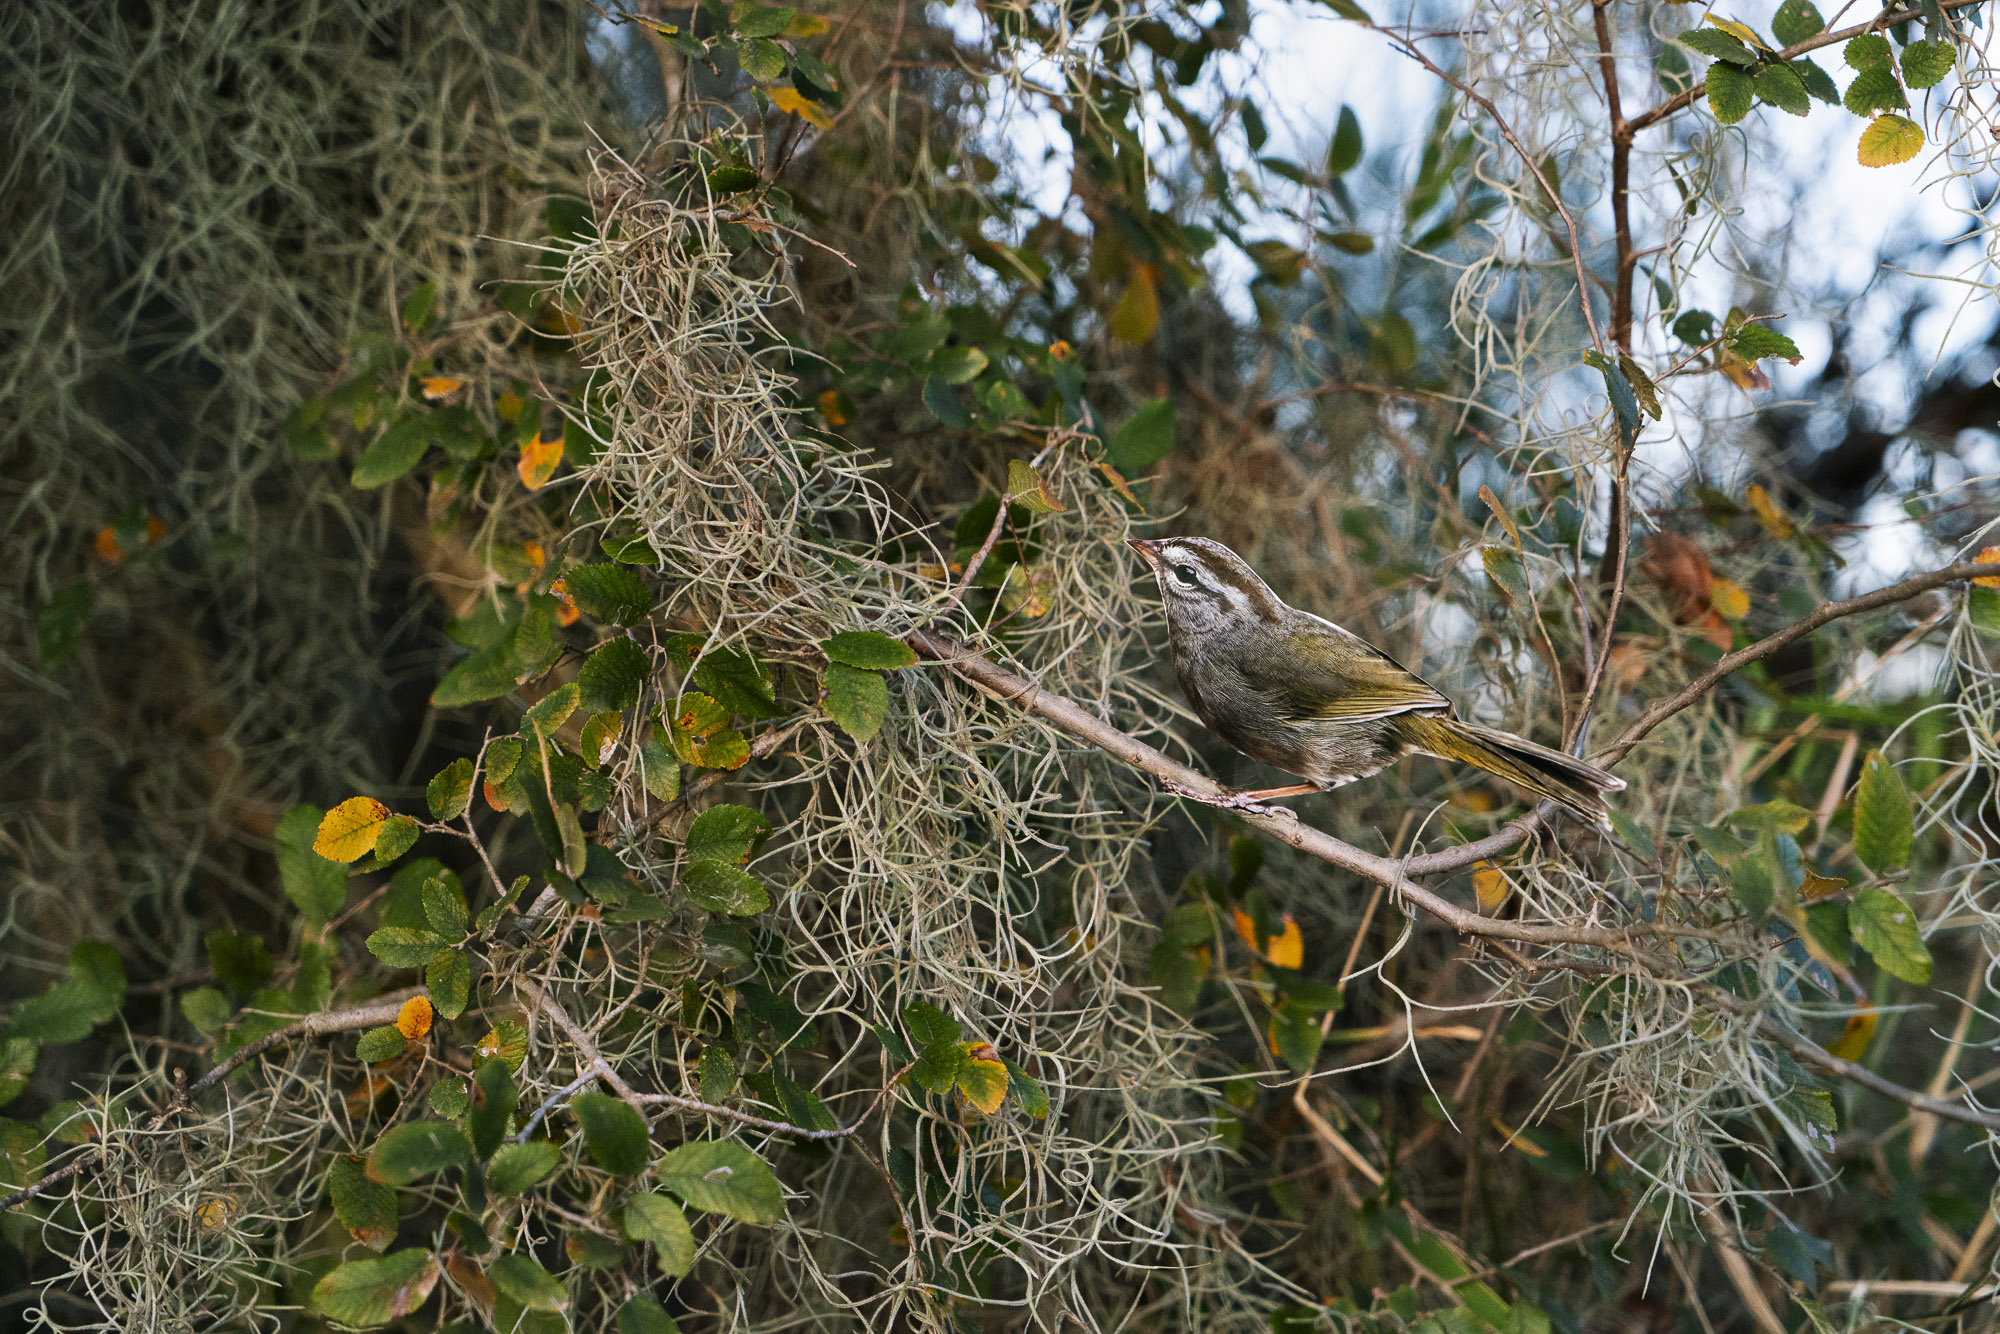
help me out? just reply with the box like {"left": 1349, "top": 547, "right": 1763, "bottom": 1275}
{"left": 488, "top": 1253, "right": 568, "bottom": 1313}
{"left": 705, "top": 165, "right": 761, "bottom": 194}
{"left": 36, "top": 583, "right": 93, "bottom": 665}
{"left": 1902, "top": 39, "right": 1954, "bottom": 89}
{"left": 426, "top": 759, "right": 475, "bottom": 821}
{"left": 1844, "top": 63, "right": 1907, "bottom": 115}
{"left": 277, "top": 804, "right": 347, "bottom": 925}
{"left": 903, "top": 1001, "right": 961, "bottom": 1046}
{"left": 180, "top": 987, "right": 231, "bottom": 1035}
{"left": 738, "top": 36, "right": 787, "bottom": 82}
{"left": 1707, "top": 62, "right": 1754, "bottom": 124}
{"left": 1858, "top": 113, "right": 1925, "bottom": 167}
{"left": 400, "top": 282, "right": 437, "bottom": 334}
{"left": 922, "top": 374, "right": 970, "bottom": 428}
{"left": 205, "top": 930, "right": 272, "bottom": 994}
{"left": 734, "top": 4, "right": 796, "bottom": 38}
{"left": 1849, "top": 887, "right": 1932, "bottom": 984}
{"left": 570, "top": 1092, "right": 651, "bottom": 1176}
{"left": 8, "top": 943, "right": 125, "bottom": 1042}
{"left": 566, "top": 1230, "right": 624, "bottom": 1269}
{"left": 366, "top": 927, "right": 451, "bottom": 969}
{"left": 486, "top": 1139, "right": 562, "bottom": 1195}
{"left": 469, "top": 1058, "right": 520, "bottom": 1159}
{"left": 521, "top": 681, "right": 581, "bottom": 736}
{"left": 1680, "top": 28, "right": 1758, "bottom": 65}
{"left": 656, "top": 1140, "right": 786, "bottom": 1224}
{"left": 1000, "top": 1056, "right": 1049, "bottom": 1118}
{"left": 356, "top": 1025, "right": 407, "bottom": 1063}
{"left": 617, "top": 1294, "right": 685, "bottom": 1334}
{"left": 428, "top": 1079, "right": 468, "bottom": 1119}
{"left": 663, "top": 634, "right": 782, "bottom": 719}
{"left": 1327, "top": 104, "right": 1363, "bottom": 175}
{"left": 422, "top": 875, "right": 470, "bottom": 937}
{"left": 1481, "top": 546, "right": 1531, "bottom": 604}
{"left": 821, "top": 631, "right": 918, "bottom": 670}
{"left": 930, "top": 346, "right": 989, "bottom": 385}
{"left": 1845, "top": 33, "right": 1892, "bottom": 68}
{"left": 426, "top": 950, "right": 472, "bottom": 1021}
{"left": 351, "top": 416, "right": 434, "bottom": 489}
{"left": 1730, "top": 324, "right": 1802, "bottom": 363}
{"left": 683, "top": 861, "right": 771, "bottom": 915}
{"left": 698, "top": 1045, "right": 737, "bottom": 1101}
{"left": 1729, "top": 849, "right": 1774, "bottom": 918}
{"left": 579, "top": 639, "right": 650, "bottom": 714}
{"left": 685, "top": 805, "right": 770, "bottom": 864}
{"left": 563, "top": 563, "right": 654, "bottom": 625}
{"left": 1771, "top": 0, "right": 1824, "bottom": 44}
{"left": 328, "top": 1154, "right": 399, "bottom": 1252}
{"left": 908, "top": 1040, "right": 962, "bottom": 1093}
{"left": 430, "top": 644, "right": 516, "bottom": 708}
{"left": 1753, "top": 62, "right": 1811, "bottom": 115}
{"left": 309, "top": 1249, "right": 440, "bottom": 1326}
{"left": 622, "top": 1193, "right": 699, "bottom": 1275}
{"left": 363, "top": 815, "right": 420, "bottom": 870}
{"left": 1794, "top": 59, "right": 1840, "bottom": 103}
{"left": 821, "top": 662, "right": 889, "bottom": 744}
{"left": 366, "top": 1121, "right": 471, "bottom": 1185}
{"left": 1106, "top": 397, "right": 1176, "bottom": 472}
{"left": 1853, "top": 750, "right": 1914, "bottom": 873}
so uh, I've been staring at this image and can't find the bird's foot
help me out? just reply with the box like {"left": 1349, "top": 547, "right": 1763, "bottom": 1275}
{"left": 1160, "top": 779, "right": 1302, "bottom": 821}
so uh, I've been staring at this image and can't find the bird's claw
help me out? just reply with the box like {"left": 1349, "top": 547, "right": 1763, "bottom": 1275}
{"left": 1160, "top": 780, "right": 1300, "bottom": 821}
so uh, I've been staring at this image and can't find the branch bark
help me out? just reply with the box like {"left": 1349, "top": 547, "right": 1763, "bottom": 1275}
{"left": 906, "top": 562, "right": 2000, "bottom": 1132}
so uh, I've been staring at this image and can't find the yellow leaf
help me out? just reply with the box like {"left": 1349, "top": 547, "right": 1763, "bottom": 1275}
{"left": 956, "top": 1042, "right": 1009, "bottom": 1115}
{"left": 1704, "top": 14, "right": 1769, "bottom": 47}
{"left": 1974, "top": 545, "right": 2000, "bottom": 588}
{"left": 1744, "top": 483, "right": 1797, "bottom": 539}
{"left": 1093, "top": 461, "right": 1145, "bottom": 512}
{"left": 1233, "top": 908, "right": 1304, "bottom": 968}
{"left": 1109, "top": 265, "right": 1160, "bottom": 344}
{"left": 1472, "top": 860, "right": 1509, "bottom": 910}
{"left": 418, "top": 376, "right": 465, "bottom": 402}
{"left": 1827, "top": 1006, "right": 1877, "bottom": 1061}
{"left": 1007, "top": 459, "right": 1068, "bottom": 515}
{"left": 785, "top": 12, "right": 830, "bottom": 36}
{"left": 396, "top": 995, "right": 435, "bottom": 1041}
{"left": 998, "top": 563, "right": 1054, "bottom": 619}
{"left": 1709, "top": 577, "right": 1750, "bottom": 621}
{"left": 672, "top": 691, "right": 729, "bottom": 739}
{"left": 1858, "top": 113, "right": 1924, "bottom": 168}
{"left": 315, "top": 796, "right": 391, "bottom": 863}
{"left": 1478, "top": 485, "right": 1521, "bottom": 545}
{"left": 1799, "top": 870, "right": 1848, "bottom": 902}
{"left": 496, "top": 391, "right": 525, "bottom": 421}
{"left": 517, "top": 434, "right": 563, "bottom": 491}
{"left": 1047, "top": 339, "right": 1073, "bottom": 362}
{"left": 771, "top": 85, "right": 833, "bottom": 131}
{"left": 196, "top": 1194, "right": 239, "bottom": 1232}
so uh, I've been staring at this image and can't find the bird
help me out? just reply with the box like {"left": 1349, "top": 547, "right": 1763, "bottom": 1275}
{"left": 1129, "top": 536, "right": 1624, "bottom": 826}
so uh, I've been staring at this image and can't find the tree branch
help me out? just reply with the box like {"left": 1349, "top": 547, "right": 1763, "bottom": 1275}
{"left": 1594, "top": 560, "right": 1987, "bottom": 766}
{"left": 1623, "top": 0, "right": 1984, "bottom": 139}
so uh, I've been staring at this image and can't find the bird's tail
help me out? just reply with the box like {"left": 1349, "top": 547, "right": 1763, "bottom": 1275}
{"left": 1395, "top": 715, "right": 1625, "bottom": 828}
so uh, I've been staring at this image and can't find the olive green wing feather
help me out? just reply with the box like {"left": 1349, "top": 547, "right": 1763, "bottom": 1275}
{"left": 1245, "top": 616, "right": 1452, "bottom": 724}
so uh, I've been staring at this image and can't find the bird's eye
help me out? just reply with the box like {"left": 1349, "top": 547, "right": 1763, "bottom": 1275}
{"left": 1173, "top": 564, "right": 1200, "bottom": 587}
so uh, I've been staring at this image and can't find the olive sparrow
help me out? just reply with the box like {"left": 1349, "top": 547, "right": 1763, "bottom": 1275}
{"left": 1130, "top": 536, "right": 1624, "bottom": 826}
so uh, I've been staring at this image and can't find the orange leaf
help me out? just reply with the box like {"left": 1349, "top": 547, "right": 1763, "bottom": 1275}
{"left": 771, "top": 85, "right": 834, "bottom": 131}
{"left": 1745, "top": 484, "right": 1797, "bottom": 539}
{"left": 482, "top": 781, "right": 509, "bottom": 812}
{"left": 1709, "top": 577, "right": 1750, "bottom": 621}
{"left": 1640, "top": 533, "right": 1715, "bottom": 624}
{"left": 517, "top": 434, "right": 563, "bottom": 491}
{"left": 314, "top": 796, "right": 391, "bottom": 863}
{"left": 346, "top": 1071, "right": 393, "bottom": 1118}
{"left": 1232, "top": 908, "right": 1304, "bottom": 968}
{"left": 396, "top": 995, "right": 435, "bottom": 1041}
{"left": 418, "top": 376, "right": 465, "bottom": 402}
{"left": 94, "top": 526, "right": 123, "bottom": 564}
{"left": 817, "top": 388, "right": 848, "bottom": 425}
{"left": 1472, "top": 860, "right": 1509, "bottom": 910}
{"left": 1974, "top": 546, "right": 2000, "bottom": 589}
{"left": 1048, "top": 340, "right": 1072, "bottom": 362}
{"left": 1827, "top": 1006, "right": 1877, "bottom": 1061}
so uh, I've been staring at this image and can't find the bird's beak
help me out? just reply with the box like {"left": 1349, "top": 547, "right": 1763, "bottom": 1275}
{"left": 1127, "top": 538, "right": 1162, "bottom": 570}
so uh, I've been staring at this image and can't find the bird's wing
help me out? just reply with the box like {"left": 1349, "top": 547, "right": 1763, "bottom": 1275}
{"left": 1243, "top": 615, "right": 1453, "bottom": 724}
